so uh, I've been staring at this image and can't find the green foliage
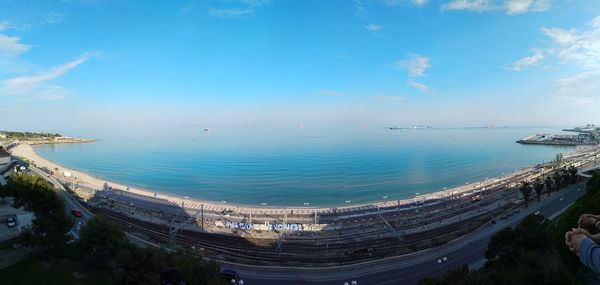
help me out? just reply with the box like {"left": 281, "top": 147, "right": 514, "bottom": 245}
{"left": 0, "top": 257, "right": 114, "bottom": 285}
{"left": 420, "top": 172, "right": 600, "bottom": 285}
{"left": 0, "top": 131, "right": 61, "bottom": 140}
{"left": 1, "top": 173, "right": 73, "bottom": 254}
{"left": 79, "top": 216, "right": 126, "bottom": 262}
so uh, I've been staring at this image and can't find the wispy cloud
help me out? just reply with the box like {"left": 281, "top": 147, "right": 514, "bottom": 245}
{"left": 442, "top": 0, "right": 494, "bottom": 12}
{"left": 1, "top": 53, "right": 96, "bottom": 100}
{"left": 395, "top": 54, "right": 431, "bottom": 78}
{"left": 395, "top": 54, "right": 431, "bottom": 92}
{"left": 376, "top": 95, "right": 404, "bottom": 102}
{"left": 365, "top": 24, "right": 382, "bottom": 32}
{"left": 46, "top": 12, "right": 63, "bottom": 24}
{"left": 540, "top": 17, "right": 600, "bottom": 69}
{"left": 384, "top": 0, "right": 429, "bottom": 6}
{"left": 442, "top": 0, "right": 550, "bottom": 14}
{"left": 411, "top": 0, "right": 429, "bottom": 6}
{"left": 318, "top": 89, "right": 345, "bottom": 97}
{"left": 180, "top": 4, "right": 195, "bottom": 14}
{"left": 505, "top": 48, "right": 544, "bottom": 71}
{"left": 533, "top": 15, "right": 600, "bottom": 102}
{"left": 209, "top": 8, "right": 254, "bottom": 18}
{"left": 505, "top": 0, "right": 550, "bottom": 15}
{"left": 0, "top": 21, "right": 31, "bottom": 57}
{"left": 408, "top": 80, "right": 429, "bottom": 92}
{"left": 208, "top": 0, "right": 270, "bottom": 18}
{"left": 556, "top": 71, "right": 600, "bottom": 103}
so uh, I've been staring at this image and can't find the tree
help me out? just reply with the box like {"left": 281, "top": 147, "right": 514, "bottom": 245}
{"left": 4, "top": 173, "right": 73, "bottom": 257}
{"left": 544, "top": 176, "right": 553, "bottom": 197}
{"left": 79, "top": 216, "right": 127, "bottom": 263}
{"left": 555, "top": 153, "right": 563, "bottom": 169}
{"left": 534, "top": 179, "right": 544, "bottom": 202}
{"left": 553, "top": 172, "right": 562, "bottom": 189}
{"left": 520, "top": 182, "right": 532, "bottom": 208}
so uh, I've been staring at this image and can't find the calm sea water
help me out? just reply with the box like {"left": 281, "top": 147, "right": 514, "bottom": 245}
{"left": 34, "top": 126, "right": 576, "bottom": 207}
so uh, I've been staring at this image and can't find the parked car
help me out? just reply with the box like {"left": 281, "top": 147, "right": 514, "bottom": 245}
{"left": 6, "top": 215, "right": 17, "bottom": 228}
{"left": 71, "top": 209, "right": 82, "bottom": 217}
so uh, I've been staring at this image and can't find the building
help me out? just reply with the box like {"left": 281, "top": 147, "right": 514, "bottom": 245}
{"left": 0, "top": 148, "right": 12, "bottom": 173}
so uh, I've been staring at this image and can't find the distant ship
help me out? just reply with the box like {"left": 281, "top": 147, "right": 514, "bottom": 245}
{"left": 389, "top": 125, "right": 433, "bottom": 130}
{"left": 203, "top": 128, "right": 210, "bottom": 132}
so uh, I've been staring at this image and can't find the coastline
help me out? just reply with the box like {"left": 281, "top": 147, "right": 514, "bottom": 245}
{"left": 10, "top": 142, "right": 580, "bottom": 215}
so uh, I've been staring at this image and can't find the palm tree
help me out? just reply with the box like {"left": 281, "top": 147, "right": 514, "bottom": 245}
{"left": 553, "top": 172, "right": 561, "bottom": 189}
{"left": 520, "top": 181, "right": 533, "bottom": 208}
{"left": 555, "top": 153, "right": 563, "bottom": 169}
{"left": 534, "top": 179, "right": 544, "bottom": 202}
{"left": 544, "top": 176, "right": 553, "bottom": 197}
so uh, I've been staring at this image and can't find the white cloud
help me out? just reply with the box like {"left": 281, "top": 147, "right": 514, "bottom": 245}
{"left": 505, "top": 0, "right": 549, "bottom": 15}
{"left": 556, "top": 71, "right": 600, "bottom": 103}
{"left": 384, "top": 0, "right": 429, "bottom": 6}
{"left": 541, "top": 16, "right": 600, "bottom": 68}
{"left": 365, "top": 24, "right": 382, "bottom": 32}
{"left": 208, "top": 0, "right": 270, "bottom": 18}
{"left": 376, "top": 95, "right": 404, "bottom": 102}
{"left": 46, "top": 12, "right": 63, "bottom": 24}
{"left": 412, "top": 0, "right": 429, "bottom": 5}
{"left": 442, "top": 0, "right": 494, "bottom": 12}
{"left": 1, "top": 53, "right": 95, "bottom": 99}
{"left": 209, "top": 8, "right": 254, "bottom": 18}
{"left": 408, "top": 80, "right": 429, "bottom": 92}
{"left": 0, "top": 34, "right": 31, "bottom": 56}
{"left": 318, "top": 89, "right": 345, "bottom": 97}
{"left": 395, "top": 54, "right": 431, "bottom": 92}
{"left": 180, "top": 4, "right": 194, "bottom": 14}
{"left": 506, "top": 48, "right": 544, "bottom": 71}
{"left": 395, "top": 54, "right": 431, "bottom": 78}
{"left": 442, "top": 0, "right": 550, "bottom": 14}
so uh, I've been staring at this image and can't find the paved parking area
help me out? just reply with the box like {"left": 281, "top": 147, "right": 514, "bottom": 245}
{"left": 0, "top": 199, "right": 34, "bottom": 242}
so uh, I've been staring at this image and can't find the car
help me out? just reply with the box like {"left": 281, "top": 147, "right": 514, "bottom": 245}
{"left": 71, "top": 209, "right": 82, "bottom": 217}
{"left": 7, "top": 216, "right": 17, "bottom": 228}
{"left": 219, "top": 268, "right": 239, "bottom": 283}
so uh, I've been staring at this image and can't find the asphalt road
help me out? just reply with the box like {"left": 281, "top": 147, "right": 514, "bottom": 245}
{"left": 228, "top": 182, "right": 588, "bottom": 285}
{"left": 28, "top": 166, "right": 91, "bottom": 238}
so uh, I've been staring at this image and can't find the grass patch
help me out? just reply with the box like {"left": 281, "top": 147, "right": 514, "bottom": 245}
{"left": 0, "top": 257, "right": 114, "bottom": 285}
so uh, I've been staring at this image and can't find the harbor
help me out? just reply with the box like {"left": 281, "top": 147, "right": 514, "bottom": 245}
{"left": 517, "top": 124, "right": 600, "bottom": 146}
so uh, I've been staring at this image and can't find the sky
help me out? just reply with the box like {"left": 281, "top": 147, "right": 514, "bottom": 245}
{"left": 0, "top": 0, "right": 599, "bottom": 133}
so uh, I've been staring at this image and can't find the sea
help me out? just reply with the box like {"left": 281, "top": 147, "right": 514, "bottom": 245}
{"left": 33, "top": 126, "right": 577, "bottom": 207}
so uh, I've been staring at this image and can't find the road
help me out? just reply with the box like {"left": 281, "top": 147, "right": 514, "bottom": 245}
{"left": 226, "top": 182, "right": 587, "bottom": 285}
{"left": 28, "top": 166, "right": 91, "bottom": 238}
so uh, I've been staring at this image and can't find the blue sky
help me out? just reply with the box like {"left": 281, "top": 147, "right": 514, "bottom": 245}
{"left": 0, "top": 0, "right": 599, "bottom": 132}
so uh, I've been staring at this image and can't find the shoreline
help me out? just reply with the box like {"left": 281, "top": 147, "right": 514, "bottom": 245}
{"left": 9, "top": 143, "right": 592, "bottom": 214}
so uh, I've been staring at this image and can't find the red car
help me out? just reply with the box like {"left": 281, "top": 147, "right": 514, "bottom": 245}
{"left": 70, "top": 209, "right": 82, "bottom": 217}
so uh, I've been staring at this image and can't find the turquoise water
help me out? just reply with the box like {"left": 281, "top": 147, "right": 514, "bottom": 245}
{"left": 34, "top": 127, "right": 575, "bottom": 206}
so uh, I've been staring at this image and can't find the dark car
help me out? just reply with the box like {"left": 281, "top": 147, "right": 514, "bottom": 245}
{"left": 7, "top": 216, "right": 17, "bottom": 228}
{"left": 71, "top": 209, "right": 82, "bottom": 217}
{"left": 219, "top": 268, "right": 240, "bottom": 283}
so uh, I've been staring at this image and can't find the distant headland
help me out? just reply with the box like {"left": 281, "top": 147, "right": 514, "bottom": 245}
{"left": 0, "top": 131, "right": 95, "bottom": 145}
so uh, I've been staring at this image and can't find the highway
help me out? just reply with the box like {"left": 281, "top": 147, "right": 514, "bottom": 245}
{"left": 227, "top": 182, "right": 587, "bottom": 285}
